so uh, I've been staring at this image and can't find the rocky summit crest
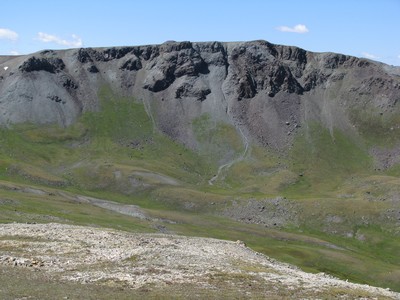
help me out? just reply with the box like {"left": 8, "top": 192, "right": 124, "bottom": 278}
{"left": 1, "top": 40, "right": 399, "bottom": 151}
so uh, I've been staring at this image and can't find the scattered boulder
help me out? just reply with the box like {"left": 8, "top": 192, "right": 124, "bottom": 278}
{"left": 47, "top": 95, "right": 63, "bottom": 103}
{"left": 87, "top": 65, "right": 99, "bottom": 73}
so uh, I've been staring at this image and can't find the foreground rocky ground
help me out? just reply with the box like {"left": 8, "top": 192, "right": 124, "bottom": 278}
{"left": 0, "top": 223, "right": 398, "bottom": 299}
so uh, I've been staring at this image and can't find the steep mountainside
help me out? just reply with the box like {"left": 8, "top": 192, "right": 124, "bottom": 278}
{"left": 1, "top": 41, "right": 400, "bottom": 295}
{"left": 1, "top": 40, "right": 399, "bottom": 152}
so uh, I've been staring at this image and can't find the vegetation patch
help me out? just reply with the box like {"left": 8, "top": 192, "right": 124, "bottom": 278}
{"left": 0, "top": 87, "right": 398, "bottom": 293}
{"left": 286, "top": 122, "right": 372, "bottom": 196}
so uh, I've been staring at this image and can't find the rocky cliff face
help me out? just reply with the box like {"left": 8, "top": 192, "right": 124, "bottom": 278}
{"left": 0, "top": 40, "right": 399, "bottom": 150}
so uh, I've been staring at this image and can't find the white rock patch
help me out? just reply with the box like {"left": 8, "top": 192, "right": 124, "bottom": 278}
{"left": 0, "top": 223, "right": 398, "bottom": 299}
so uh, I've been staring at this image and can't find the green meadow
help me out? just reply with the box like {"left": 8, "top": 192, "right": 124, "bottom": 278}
{"left": 0, "top": 87, "right": 399, "bottom": 292}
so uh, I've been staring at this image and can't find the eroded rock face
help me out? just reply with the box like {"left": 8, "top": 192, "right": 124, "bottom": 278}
{"left": 143, "top": 42, "right": 209, "bottom": 92}
{"left": 0, "top": 40, "right": 399, "bottom": 150}
{"left": 19, "top": 56, "right": 65, "bottom": 73}
{"left": 229, "top": 42, "right": 305, "bottom": 98}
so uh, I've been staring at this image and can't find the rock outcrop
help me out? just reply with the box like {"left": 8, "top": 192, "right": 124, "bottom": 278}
{"left": 0, "top": 40, "right": 399, "bottom": 150}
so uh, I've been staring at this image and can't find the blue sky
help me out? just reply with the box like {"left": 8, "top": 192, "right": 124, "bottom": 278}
{"left": 1, "top": 0, "right": 399, "bottom": 66}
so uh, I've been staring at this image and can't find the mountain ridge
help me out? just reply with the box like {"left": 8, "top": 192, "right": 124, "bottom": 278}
{"left": 1, "top": 40, "right": 399, "bottom": 152}
{"left": 1, "top": 41, "right": 400, "bottom": 294}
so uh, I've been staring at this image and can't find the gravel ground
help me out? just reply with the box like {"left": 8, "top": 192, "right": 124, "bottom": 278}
{"left": 0, "top": 223, "right": 399, "bottom": 299}
{"left": 222, "top": 197, "right": 299, "bottom": 228}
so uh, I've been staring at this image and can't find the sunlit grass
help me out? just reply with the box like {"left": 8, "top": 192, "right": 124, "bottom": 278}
{"left": 0, "top": 86, "right": 398, "bottom": 292}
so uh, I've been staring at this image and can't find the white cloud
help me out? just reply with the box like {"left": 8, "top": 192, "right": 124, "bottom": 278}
{"left": 36, "top": 32, "right": 83, "bottom": 47}
{"left": 362, "top": 52, "right": 379, "bottom": 60}
{"left": 0, "top": 28, "right": 18, "bottom": 41}
{"left": 10, "top": 50, "right": 20, "bottom": 55}
{"left": 276, "top": 24, "right": 309, "bottom": 34}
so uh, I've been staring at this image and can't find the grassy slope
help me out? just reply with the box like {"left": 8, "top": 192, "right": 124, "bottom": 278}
{"left": 0, "top": 87, "right": 399, "bottom": 292}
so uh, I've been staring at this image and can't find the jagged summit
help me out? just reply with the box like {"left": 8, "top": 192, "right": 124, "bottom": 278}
{"left": 0, "top": 40, "right": 399, "bottom": 150}
{"left": 1, "top": 41, "right": 400, "bottom": 295}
